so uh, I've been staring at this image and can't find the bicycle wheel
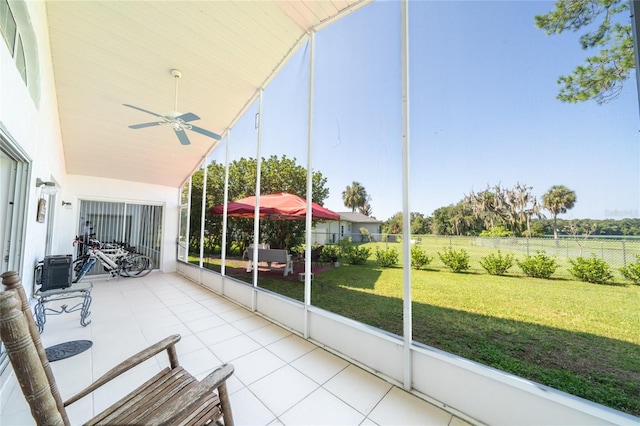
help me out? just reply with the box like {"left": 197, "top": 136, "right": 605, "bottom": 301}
{"left": 121, "top": 254, "right": 152, "bottom": 277}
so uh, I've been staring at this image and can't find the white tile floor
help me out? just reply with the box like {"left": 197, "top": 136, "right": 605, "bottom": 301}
{"left": 1, "top": 272, "right": 471, "bottom": 426}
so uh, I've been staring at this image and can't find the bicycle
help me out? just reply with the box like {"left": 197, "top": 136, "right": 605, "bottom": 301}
{"left": 72, "top": 237, "right": 152, "bottom": 282}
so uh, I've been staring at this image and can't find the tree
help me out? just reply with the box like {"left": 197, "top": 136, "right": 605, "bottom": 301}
{"left": 382, "top": 212, "right": 432, "bottom": 235}
{"left": 542, "top": 185, "right": 577, "bottom": 239}
{"left": 342, "top": 181, "right": 368, "bottom": 212}
{"left": 465, "top": 183, "right": 541, "bottom": 237}
{"left": 535, "top": 0, "right": 634, "bottom": 104}
{"left": 191, "top": 155, "right": 331, "bottom": 252}
{"left": 430, "top": 202, "right": 479, "bottom": 236}
{"left": 410, "top": 212, "right": 431, "bottom": 235}
{"left": 359, "top": 195, "right": 373, "bottom": 216}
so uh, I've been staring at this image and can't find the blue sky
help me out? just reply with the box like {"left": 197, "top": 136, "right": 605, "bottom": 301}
{"left": 215, "top": 1, "right": 639, "bottom": 222}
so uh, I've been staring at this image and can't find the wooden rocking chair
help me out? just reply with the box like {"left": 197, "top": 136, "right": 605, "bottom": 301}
{"left": 0, "top": 271, "right": 235, "bottom": 425}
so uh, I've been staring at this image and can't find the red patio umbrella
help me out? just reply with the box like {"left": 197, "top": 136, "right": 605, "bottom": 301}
{"left": 210, "top": 192, "right": 339, "bottom": 221}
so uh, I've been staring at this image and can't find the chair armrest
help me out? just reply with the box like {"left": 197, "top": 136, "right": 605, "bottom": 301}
{"left": 64, "top": 334, "right": 181, "bottom": 406}
{"left": 146, "top": 363, "right": 235, "bottom": 425}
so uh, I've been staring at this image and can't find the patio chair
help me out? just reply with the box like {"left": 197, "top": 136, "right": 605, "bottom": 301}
{"left": 0, "top": 271, "right": 235, "bottom": 426}
{"left": 311, "top": 245, "right": 324, "bottom": 268}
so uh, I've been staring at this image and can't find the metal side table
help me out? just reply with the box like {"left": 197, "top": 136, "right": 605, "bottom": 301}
{"left": 33, "top": 281, "right": 93, "bottom": 333}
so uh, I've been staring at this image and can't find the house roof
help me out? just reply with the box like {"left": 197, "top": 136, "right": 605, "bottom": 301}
{"left": 337, "top": 211, "right": 382, "bottom": 223}
{"left": 45, "top": 1, "right": 369, "bottom": 187}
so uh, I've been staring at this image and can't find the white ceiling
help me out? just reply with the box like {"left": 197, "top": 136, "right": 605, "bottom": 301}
{"left": 46, "top": 0, "right": 368, "bottom": 187}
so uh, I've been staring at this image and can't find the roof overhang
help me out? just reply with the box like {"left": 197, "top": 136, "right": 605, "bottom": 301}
{"left": 46, "top": 0, "right": 369, "bottom": 187}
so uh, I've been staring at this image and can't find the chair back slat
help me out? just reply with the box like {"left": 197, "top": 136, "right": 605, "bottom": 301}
{"left": 1, "top": 271, "right": 70, "bottom": 426}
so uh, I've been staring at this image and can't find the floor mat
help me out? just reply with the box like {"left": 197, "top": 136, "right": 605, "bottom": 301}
{"left": 45, "top": 340, "right": 93, "bottom": 362}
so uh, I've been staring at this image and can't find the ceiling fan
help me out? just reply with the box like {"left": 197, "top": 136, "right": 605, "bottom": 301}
{"left": 124, "top": 69, "right": 221, "bottom": 145}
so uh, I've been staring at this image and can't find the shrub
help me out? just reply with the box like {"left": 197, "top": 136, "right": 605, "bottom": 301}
{"left": 320, "top": 245, "right": 340, "bottom": 263}
{"left": 620, "top": 254, "right": 640, "bottom": 285}
{"left": 479, "top": 226, "right": 513, "bottom": 237}
{"left": 359, "top": 227, "right": 372, "bottom": 242}
{"left": 375, "top": 247, "right": 399, "bottom": 267}
{"left": 337, "top": 237, "right": 353, "bottom": 256}
{"left": 517, "top": 250, "right": 557, "bottom": 279}
{"left": 438, "top": 247, "right": 470, "bottom": 272}
{"left": 479, "top": 250, "right": 514, "bottom": 275}
{"left": 345, "top": 246, "right": 371, "bottom": 265}
{"left": 289, "top": 244, "right": 305, "bottom": 257}
{"left": 568, "top": 255, "right": 613, "bottom": 284}
{"left": 411, "top": 245, "right": 433, "bottom": 270}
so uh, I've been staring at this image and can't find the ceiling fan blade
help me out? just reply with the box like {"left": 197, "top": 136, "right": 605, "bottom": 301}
{"left": 189, "top": 125, "right": 222, "bottom": 140}
{"left": 174, "top": 128, "right": 191, "bottom": 145}
{"left": 128, "top": 121, "right": 164, "bottom": 129}
{"left": 176, "top": 112, "right": 200, "bottom": 123}
{"left": 123, "top": 104, "right": 164, "bottom": 118}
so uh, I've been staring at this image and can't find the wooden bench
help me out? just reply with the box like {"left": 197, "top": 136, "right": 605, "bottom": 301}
{"left": 0, "top": 271, "right": 235, "bottom": 426}
{"left": 246, "top": 248, "right": 293, "bottom": 276}
{"left": 242, "top": 243, "right": 270, "bottom": 260}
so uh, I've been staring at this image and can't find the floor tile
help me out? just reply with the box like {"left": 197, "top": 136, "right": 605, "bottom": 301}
{"left": 197, "top": 323, "right": 243, "bottom": 346}
{"left": 49, "top": 349, "right": 94, "bottom": 398}
{"left": 185, "top": 314, "right": 227, "bottom": 334}
{"left": 217, "top": 306, "right": 256, "bottom": 322}
{"left": 230, "top": 348, "right": 287, "bottom": 385}
{"left": 266, "top": 333, "right": 317, "bottom": 362}
{"left": 174, "top": 306, "right": 216, "bottom": 323}
{"left": 248, "top": 365, "right": 319, "bottom": 416}
{"left": 232, "top": 314, "right": 272, "bottom": 332}
{"left": 204, "top": 300, "right": 244, "bottom": 314}
{"left": 367, "top": 386, "right": 453, "bottom": 426}
{"left": 229, "top": 387, "right": 276, "bottom": 426}
{"left": 210, "top": 334, "right": 262, "bottom": 362}
{"left": 279, "top": 387, "right": 365, "bottom": 425}
{"left": 140, "top": 322, "right": 193, "bottom": 345}
{"left": 248, "top": 322, "right": 291, "bottom": 346}
{"left": 323, "top": 364, "right": 393, "bottom": 415}
{"left": 290, "top": 347, "right": 349, "bottom": 384}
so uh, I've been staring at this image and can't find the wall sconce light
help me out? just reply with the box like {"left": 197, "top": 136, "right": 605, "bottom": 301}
{"left": 35, "top": 178, "right": 55, "bottom": 187}
{"left": 35, "top": 178, "right": 58, "bottom": 195}
{"left": 62, "top": 201, "right": 72, "bottom": 209}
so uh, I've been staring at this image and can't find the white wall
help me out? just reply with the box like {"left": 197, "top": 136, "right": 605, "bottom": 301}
{"left": 57, "top": 175, "right": 179, "bottom": 273}
{"left": 0, "top": 1, "right": 66, "bottom": 286}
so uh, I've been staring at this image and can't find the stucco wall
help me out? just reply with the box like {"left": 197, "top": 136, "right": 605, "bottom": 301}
{"left": 0, "top": 1, "right": 66, "bottom": 285}
{"left": 59, "top": 175, "right": 179, "bottom": 273}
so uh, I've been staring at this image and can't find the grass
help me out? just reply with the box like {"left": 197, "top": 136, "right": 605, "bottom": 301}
{"left": 191, "top": 244, "right": 640, "bottom": 416}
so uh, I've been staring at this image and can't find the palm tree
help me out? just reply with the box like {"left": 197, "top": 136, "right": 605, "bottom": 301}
{"left": 542, "top": 185, "right": 577, "bottom": 239}
{"left": 359, "top": 196, "right": 373, "bottom": 216}
{"left": 342, "top": 181, "right": 367, "bottom": 212}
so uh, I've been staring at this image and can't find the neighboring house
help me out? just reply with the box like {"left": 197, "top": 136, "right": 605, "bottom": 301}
{"left": 313, "top": 211, "right": 382, "bottom": 244}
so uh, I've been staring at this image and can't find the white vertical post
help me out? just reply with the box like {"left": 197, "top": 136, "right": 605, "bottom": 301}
{"left": 252, "top": 91, "right": 264, "bottom": 311}
{"left": 304, "top": 32, "right": 315, "bottom": 339}
{"left": 221, "top": 131, "right": 231, "bottom": 279}
{"left": 199, "top": 160, "right": 207, "bottom": 269}
{"left": 186, "top": 177, "right": 192, "bottom": 261}
{"left": 401, "top": 0, "right": 413, "bottom": 391}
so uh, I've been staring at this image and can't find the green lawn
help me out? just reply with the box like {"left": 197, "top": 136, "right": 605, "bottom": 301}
{"left": 192, "top": 244, "right": 640, "bottom": 416}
